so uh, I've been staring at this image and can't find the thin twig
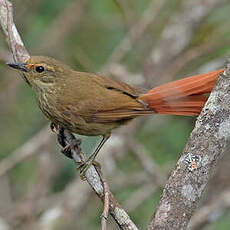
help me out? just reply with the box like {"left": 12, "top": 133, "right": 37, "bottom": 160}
{"left": 57, "top": 129, "right": 139, "bottom": 230}
{"left": 101, "top": 174, "right": 110, "bottom": 230}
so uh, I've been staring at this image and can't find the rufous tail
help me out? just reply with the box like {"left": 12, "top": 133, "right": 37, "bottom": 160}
{"left": 139, "top": 69, "right": 224, "bottom": 116}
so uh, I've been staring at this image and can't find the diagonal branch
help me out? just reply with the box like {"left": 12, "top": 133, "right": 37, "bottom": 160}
{"left": 57, "top": 129, "right": 138, "bottom": 230}
{"left": 148, "top": 66, "right": 230, "bottom": 229}
{"left": 0, "top": 1, "right": 138, "bottom": 229}
{"left": 0, "top": 0, "right": 29, "bottom": 62}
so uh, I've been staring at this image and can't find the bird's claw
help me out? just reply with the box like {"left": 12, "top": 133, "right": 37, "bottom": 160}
{"left": 50, "top": 122, "right": 59, "bottom": 134}
{"left": 61, "top": 139, "right": 82, "bottom": 159}
{"left": 77, "top": 160, "right": 101, "bottom": 180}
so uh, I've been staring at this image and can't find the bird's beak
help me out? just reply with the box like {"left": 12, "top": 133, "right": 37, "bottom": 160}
{"left": 7, "top": 62, "right": 28, "bottom": 72}
{"left": 7, "top": 62, "right": 31, "bottom": 86}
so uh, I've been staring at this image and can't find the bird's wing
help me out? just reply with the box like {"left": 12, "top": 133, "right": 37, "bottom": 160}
{"left": 82, "top": 108, "right": 153, "bottom": 123}
{"left": 60, "top": 72, "right": 151, "bottom": 123}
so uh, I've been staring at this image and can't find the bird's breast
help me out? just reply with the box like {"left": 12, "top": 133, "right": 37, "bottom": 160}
{"left": 37, "top": 92, "right": 57, "bottom": 122}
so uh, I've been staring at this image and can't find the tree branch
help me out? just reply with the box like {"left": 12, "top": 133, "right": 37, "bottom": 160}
{"left": 148, "top": 66, "right": 230, "bottom": 229}
{"left": 57, "top": 129, "right": 138, "bottom": 230}
{"left": 0, "top": 0, "right": 29, "bottom": 62}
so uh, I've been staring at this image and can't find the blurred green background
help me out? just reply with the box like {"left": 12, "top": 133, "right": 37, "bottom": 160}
{"left": 1, "top": 0, "right": 230, "bottom": 229}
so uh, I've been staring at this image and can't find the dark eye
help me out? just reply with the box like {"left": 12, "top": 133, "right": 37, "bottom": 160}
{"left": 35, "top": 66, "right": 45, "bottom": 73}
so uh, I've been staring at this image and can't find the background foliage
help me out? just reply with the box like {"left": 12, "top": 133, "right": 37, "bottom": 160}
{"left": 0, "top": 0, "right": 230, "bottom": 229}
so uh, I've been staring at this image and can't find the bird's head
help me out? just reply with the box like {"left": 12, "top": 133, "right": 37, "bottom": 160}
{"left": 7, "top": 56, "right": 72, "bottom": 90}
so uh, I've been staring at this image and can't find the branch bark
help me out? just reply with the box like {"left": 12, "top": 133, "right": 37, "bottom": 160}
{"left": 57, "top": 129, "right": 138, "bottom": 230}
{"left": 0, "top": 0, "right": 29, "bottom": 62}
{"left": 148, "top": 66, "right": 230, "bottom": 229}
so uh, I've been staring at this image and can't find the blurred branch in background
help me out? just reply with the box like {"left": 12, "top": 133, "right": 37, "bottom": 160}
{"left": 38, "top": 0, "right": 87, "bottom": 56}
{"left": 144, "top": 0, "right": 226, "bottom": 86}
{"left": 0, "top": 126, "right": 51, "bottom": 176}
{"left": 150, "top": 0, "right": 224, "bottom": 65}
{"left": 103, "top": 0, "right": 166, "bottom": 72}
{"left": 188, "top": 189, "right": 230, "bottom": 230}
{"left": 1, "top": 0, "right": 230, "bottom": 229}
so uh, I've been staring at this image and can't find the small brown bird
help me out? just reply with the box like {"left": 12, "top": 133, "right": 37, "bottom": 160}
{"left": 7, "top": 56, "right": 223, "bottom": 175}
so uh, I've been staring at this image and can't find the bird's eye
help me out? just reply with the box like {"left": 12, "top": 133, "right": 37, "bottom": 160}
{"left": 35, "top": 66, "right": 45, "bottom": 73}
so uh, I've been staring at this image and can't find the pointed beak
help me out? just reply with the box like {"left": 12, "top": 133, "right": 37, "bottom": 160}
{"left": 7, "top": 62, "right": 31, "bottom": 86}
{"left": 7, "top": 62, "right": 28, "bottom": 72}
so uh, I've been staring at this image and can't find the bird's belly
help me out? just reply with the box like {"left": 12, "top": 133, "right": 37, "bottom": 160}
{"left": 69, "top": 122, "right": 118, "bottom": 136}
{"left": 41, "top": 106, "right": 118, "bottom": 136}
{"left": 54, "top": 115, "right": 119, "bottom": 136}
{"left": 37, "top": 94, "right": 128, "bottom": 136}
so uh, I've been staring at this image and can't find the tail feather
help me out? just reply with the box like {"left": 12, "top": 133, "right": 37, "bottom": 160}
{"left": 139, "top": 69, "right": 224, "bottom": 116}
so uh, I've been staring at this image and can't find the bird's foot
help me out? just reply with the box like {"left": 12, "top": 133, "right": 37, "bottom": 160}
{"left": 77, "top": 160, "right": 101, "bottom": 180}
{"left": 50, "top": 122, "right": 59, "bottom": 134}
{"left": 61, "top": 138, "right": 82, "bottom": 159}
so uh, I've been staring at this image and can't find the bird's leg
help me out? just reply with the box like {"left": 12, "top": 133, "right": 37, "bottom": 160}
{"left": 61, "top": 138, "right": 82, "bottom": 158}
{"left": 78, "top": 134, "right": 111, "bottom": 179}
{"left": 57, "top": 127, "right": 82, "bottom": 159}
{"left": 61, "top": 134, "right": 82, "bottom": 154}
{"left": 50, "top": 122, "right": 59, "bottom": 134}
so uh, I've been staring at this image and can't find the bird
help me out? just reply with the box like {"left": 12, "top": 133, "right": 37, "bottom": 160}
{"left": 7, "top": 56, "right": 224, "bottom": 176}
